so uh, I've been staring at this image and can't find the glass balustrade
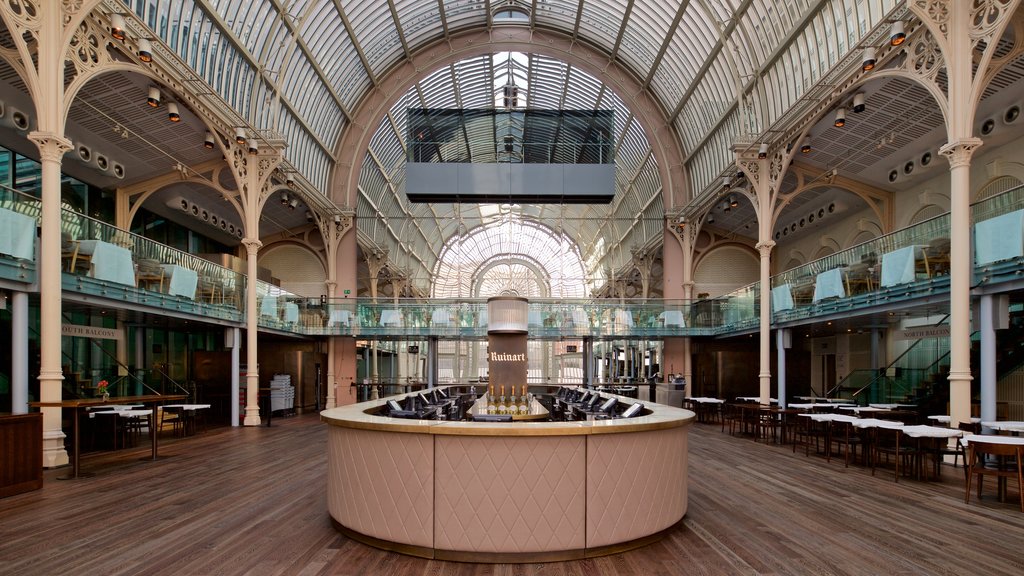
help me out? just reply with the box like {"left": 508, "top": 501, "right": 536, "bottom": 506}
{"left": 4, "top": 183, "right": 1023, "bottom": 339}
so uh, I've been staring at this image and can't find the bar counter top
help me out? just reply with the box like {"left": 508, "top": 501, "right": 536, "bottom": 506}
{"left": 320, "top": 388, "right": 693, "bottom": 435}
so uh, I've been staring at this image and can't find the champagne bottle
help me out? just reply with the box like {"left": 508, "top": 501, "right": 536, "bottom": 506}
{"left": 518, "top": 385, "right": 528, "bottom": 415}
{"left": 498, "top": 385, "right": 507, "bottom": 415}
{"left": 487, "top": 385, "right": 496, "bottom": 414}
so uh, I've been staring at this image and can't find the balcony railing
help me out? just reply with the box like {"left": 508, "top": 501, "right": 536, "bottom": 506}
{"left": 1, "top": 185, "right": 1022, "bottom": 339}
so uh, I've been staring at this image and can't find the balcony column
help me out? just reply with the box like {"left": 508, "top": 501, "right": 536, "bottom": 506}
{"left": 978, "top": 294, "right": 997, "bottom": 432}
{"left": 242, "top": 238, "right": 263, "bottom": 426}
{"left": 28, "top": 132, "right": 72, "bottom": 467}
{"left": 324, "top": 280, "right": 338, "bottom": 409}
{"left": 756, "top": 240, "right": 775, "bottom": 404}
{"left": 11, "top": 291, "right": 28, "bottom": 414}
{"left": 681, "top": 280, "right": 695, "bottom": 398}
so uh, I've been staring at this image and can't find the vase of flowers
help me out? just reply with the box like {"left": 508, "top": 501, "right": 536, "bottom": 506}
{"left": 96, "top": 380, "right": 110, "bottom": 401}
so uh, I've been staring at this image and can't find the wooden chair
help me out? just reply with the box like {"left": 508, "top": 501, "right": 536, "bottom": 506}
{"left": 965, "top": 441, "right": 1024, "bottom": 512}
{"left": 827, "top": 420, "right": 863, "bottom": 467}
{"left": 871, "top": 427, "right": 917, "bottom": 482}
{"left": 792, "top": 415, "right": 826, "bottom": 456}
{"left": 158, "top": 407, "right": 183, "bottom": 437}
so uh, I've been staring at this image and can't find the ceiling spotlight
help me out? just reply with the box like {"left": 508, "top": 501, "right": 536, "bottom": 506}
{"left": 721, "top": 175, "right": 732, "bottom": 189}
{"left": 723, "top": 202, "right": 731, "bottom": 213}
{"left": 853, "top": 92, "right": 866, "bottom": 113}
{"left": 248, "top": 139, "right": 258, "bottom": 155}
{"left": 110, "top": 14, "right": 127, "bottom": 41}
{"left": 235, "top": 127, "right": 247, "bottom": 146}
{"left": 862, "top": 47, "right": 876, "bottom": 71}
{"left": 707, "top": 213, "right": 715, "bottom": 224}
{"left": 166, "top": 102, "right": 180, "bottom": 122}
{"left": 288, "top": 199, "right": 298, "bottom": 210}
{"left": 305, "top": 211, "right": 314, "bottom": 223}
{"left": 286, "top": 174, "right": 295, "bottom": 187}
{"left": 801, "top": 136, "right": 812, "bottom": 154}
{"left": 203, "top": 131, "right": 215, "bottom": 149}
{"left": 138, "top": 38, "right": 153, "bottom": 62}
{"left": 757, "top": 142, "right": 768, "bottom": 159}
{"left": 729, "top": 196, "right": 739, "bottom": 208}
{"left": 334, "top": 214, "right": 342, "bottom": 225}
{"left": 280, "top": 192, "right": 289, "bottom": 205}
{"left": 890, "top": 21, "right": 906, "bottom": 46}
{"left": 147, "top": 86, "right": 160, "bottom": 107}
{"left": 834, "top": 107, "right": 846, "bottom": 128}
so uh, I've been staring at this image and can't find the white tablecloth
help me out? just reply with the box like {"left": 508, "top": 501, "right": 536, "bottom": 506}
{"left": 328, "top": 310, "right": 351, "bottom": 327}
{"left": 813, "top": 268, "right": 846, "bottom": 302}
{"left": 380, "top": 309, "right": 402, "bottom": 327}
{"left": 659, "top": 310, "right": 685, "bottom": 328}
{"left": 880, "top": 245, "right": 920, "bottom": 287}
{"left": 79, "top": 240, "right": 136, "bottom": 286}
{"left": 284, "top": 302, "right": 299, "bottom": 323}
{"left": 981, "top": 420, "right": 1024, "bottom": 433}
{"left": 975, "top": 209, "right": 1024, "bottom": 265}
{"left": 927, "top": 415, "right": 981, "bottom": 425}
{"left": 0, "top": 207, "right": 35, "bottom": 260}
{"left": 260, "top": 295, "right": 278, "bottom": 318}
{"left": 161, "top": 264, "right": 198, "bottom": 299}
{"left": 771, "top": 284, "right": 794, "bottom": 312}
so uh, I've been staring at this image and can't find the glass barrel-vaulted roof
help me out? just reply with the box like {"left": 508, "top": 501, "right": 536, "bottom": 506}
{"left": 359, "top": 52, "right": 660, "bottom": 293}
{"left": 124, "top": 0, "right": 903, "bottom": 282}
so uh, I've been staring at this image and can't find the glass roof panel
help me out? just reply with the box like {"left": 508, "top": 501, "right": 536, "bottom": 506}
{"left": 346, "top": 0, "right": 403, "bottom": 75}
{"left": 576, "top": 1, "right": 628, "bottom": 55}
{"left": 392, "top": 0, "right": 444, "bottom": 47}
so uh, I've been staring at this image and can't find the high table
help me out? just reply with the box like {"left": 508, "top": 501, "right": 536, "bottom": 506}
{"left": 30, "top": 394, "right": 187, "bottom": 478}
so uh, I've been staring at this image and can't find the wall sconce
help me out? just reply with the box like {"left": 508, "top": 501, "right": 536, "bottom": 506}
{"left": 138, "top": 38, "right": 153, "bottom": 62}
{"left": 203, "top": 131, "right": 215, "bottom": 149}
{"left": 147, "top": 86, "right": 160, "bottom": 107}
{"left": 862, "top": 47, "right": 876, "bottom": 71}
{"left": 166, "top": 102, "right": 180, "bottom": 122}
{"left": 834, "top": 107, "right": 846, "bottom": 128}
{"left": 110, "top": 14, "right": 127, "bottom": 41}
{"left": 890, "top": 21, "right": 906, "bottom": 46}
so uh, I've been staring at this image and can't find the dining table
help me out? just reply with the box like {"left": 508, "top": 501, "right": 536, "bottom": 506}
{"left": 981, "top": 421, "right": 1024, "bottom": 434}
{"left": 30, "top": 394, "right": 187, "bottom": 479}
{"left": 162, "top": 403, "right": 212, "bottom": 436}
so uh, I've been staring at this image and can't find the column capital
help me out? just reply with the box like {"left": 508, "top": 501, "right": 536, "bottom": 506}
{"left": 241, "top": 238, "right": 263, "bottom": 255}
{"left": 939, "top": 138, "right": 983, "bottom": 169}
{"left": 27, "top": 131, "right": 72, "bottom": 161}
{"left": 754, "top": 240, "right": 776, "bottom": 257}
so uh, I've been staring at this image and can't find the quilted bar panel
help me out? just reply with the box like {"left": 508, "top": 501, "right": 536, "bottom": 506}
{"left": 326, "top": 426, "right": 434, "bottom": 548}
{"left": 586, "top": 426, "right": 688, "bottom": 547}
{"left": 433, "top": 435, "right": 586, "bottom": 553}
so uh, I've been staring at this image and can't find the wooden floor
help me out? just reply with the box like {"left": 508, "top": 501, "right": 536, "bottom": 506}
{"left": 2, "top": 415, "right": 1023, "bottom": 576}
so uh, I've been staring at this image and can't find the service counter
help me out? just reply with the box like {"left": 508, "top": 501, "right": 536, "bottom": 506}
{"left": 320, "top": 388, "right": 695, "bottom": 562}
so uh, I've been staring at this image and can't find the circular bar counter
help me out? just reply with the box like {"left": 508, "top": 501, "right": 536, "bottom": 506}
{"left": 321, "top": 390, "right": 695, "bottom": 562}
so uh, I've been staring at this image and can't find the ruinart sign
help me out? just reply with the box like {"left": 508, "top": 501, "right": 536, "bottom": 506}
{"left": 487, "top": 352, "right": 527, "bottom": 362}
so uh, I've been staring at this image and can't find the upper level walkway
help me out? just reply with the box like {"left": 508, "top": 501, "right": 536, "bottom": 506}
{"left": 2, "top": 185, "right": 1022, "bottom": 339}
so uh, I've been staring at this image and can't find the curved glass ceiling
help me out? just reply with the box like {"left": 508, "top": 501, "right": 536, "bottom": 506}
{"left": 433, "top": 218, "right": 588, "bottom": 299}
{"left": 360, "top": 52, "right": 660, "bottom": 292}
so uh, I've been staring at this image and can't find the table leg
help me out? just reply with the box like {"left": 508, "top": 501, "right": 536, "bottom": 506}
{"left": 150, "top": 405, "right": 158, "bottom": 460}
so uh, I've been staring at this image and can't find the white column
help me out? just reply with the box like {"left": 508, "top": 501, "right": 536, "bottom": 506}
{"left": 756, "top": 241, "right": 775, "bottom": 404}
{"left": 242, "top": 238, "right": 262, "bottom": 426}
{"left": 978, "top": 294, "right": 996, "bottom": 430}
{"left": 11, "top": 291, "right": 28, "bottom": 414}
{"left": 940, "top": 139, "right": 981, "bottom": 429}
{"left": 29, "top": 132, "right": 72, "bottom": 467}
{"left": 325, "top": 336, "right": 336, "bottom": 409}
